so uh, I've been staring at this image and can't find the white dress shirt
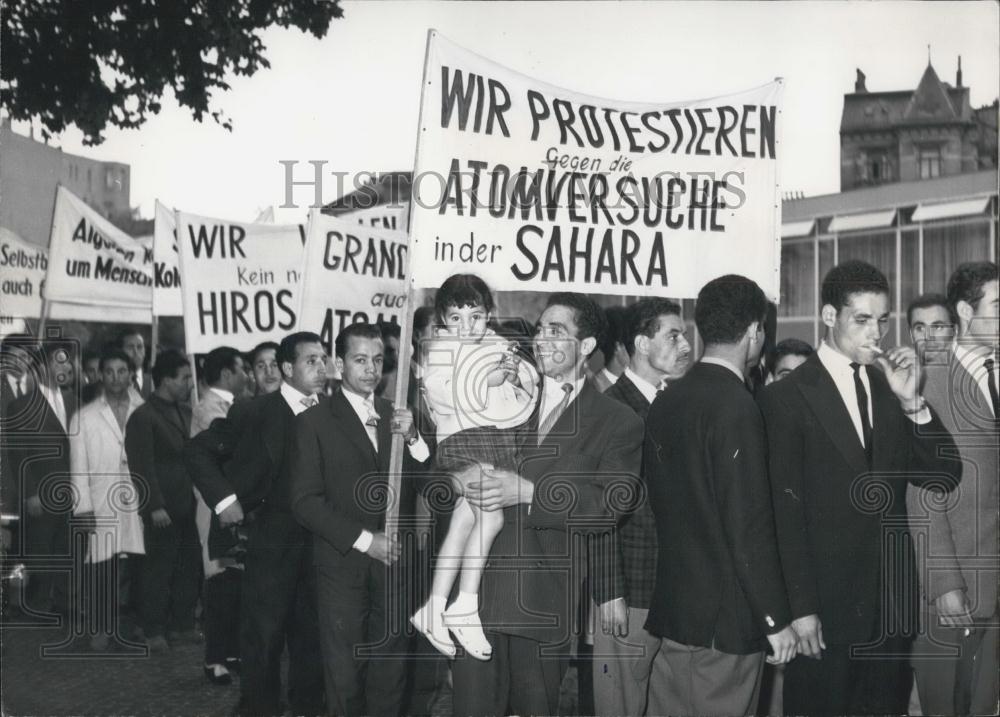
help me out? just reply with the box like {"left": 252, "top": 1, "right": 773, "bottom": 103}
{"left": 954, "top": 343, "right": 998, "bottom": 418}
{"left": 340, "top": 386, "right": 430, "bottom": 553}
{"left": 817, "top": 341, "right": 875, "bottom": 447}
{"left": 623, "top": 367, "right": 660, "bottom": 405}
{"left": 209, "top": 386, "right": 234, "bottom": 406}
{"left": 38, "top": 382, "right": 68, "bottom": 432}
{"left": 280, "top": 381, "right": 319, "bottom": 416}
{"left": 538, "top": 375, "right": 587, "bottom": 428}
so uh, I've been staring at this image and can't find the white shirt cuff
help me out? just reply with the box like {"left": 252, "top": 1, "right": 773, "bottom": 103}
{"left": 214, "top": 494, "right": 237, "bottom": 514}
{"left": 353, "top": 529, "right": 374, "bottom": 553}
{"left": 407, "top": 434, "right": 430, "bottom": 462}
{"left": 906, "top": 406, "right": 932, "bottom": 425}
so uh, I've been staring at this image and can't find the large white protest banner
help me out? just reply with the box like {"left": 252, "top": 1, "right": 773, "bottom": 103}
{"left": 43, "top": 186, "right": 154, "bottom": 310}
{"left": 176, "top": 211, "right": 306, "bottom": 353}
{"left": 337, "top": 203, "right": 409, "bottom": 233}
{"left": 153, "top": 199, "right": 182, "bottom": 316}
{"left": 297, "top": 210, "right": 408, "bottom": 353}
{"left": 409, "top": 33, "right": 783, "bottom": 300}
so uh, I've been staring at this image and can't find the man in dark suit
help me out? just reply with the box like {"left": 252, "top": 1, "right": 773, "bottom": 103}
{"left": 758, "top": 260, "right": 960, "bottom": 716}
{"left": 288, "top": 322, "right": 429, "bottom": 717}
{"left": 124, "top": 349, "right": 200, "bottom": 653}
{"left": 908, "top": 262, "right": 998, "bottom": 715}
{"left": 589, "top": 297, "right": 692, "bottom": 715}
{"left": 6, "top": 337, "right": 78, "bottom": 617}
{"left": 119, "top": 329, "right": 152, "bottom": 400}
{"left": 451, "top": 292, "right": 644, "bottom": 717}
{"left": 643, "top": 277, "right": 798, "bottom": 716}
{"left": 186, "top": 332, "right": 328, "bottom": 715}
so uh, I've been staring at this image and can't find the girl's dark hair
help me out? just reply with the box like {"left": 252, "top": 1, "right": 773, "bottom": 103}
{"left": 434, "top": 273, "right": 495, "bottom": 322}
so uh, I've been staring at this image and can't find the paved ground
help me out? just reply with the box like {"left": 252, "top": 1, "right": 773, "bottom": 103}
{"left": 1, "top": 607, "right": 589, "bottom": 716}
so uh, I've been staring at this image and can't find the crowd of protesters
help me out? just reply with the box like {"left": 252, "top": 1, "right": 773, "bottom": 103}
{"left": 0, "top": 259, "right": 996, "bottom": 717}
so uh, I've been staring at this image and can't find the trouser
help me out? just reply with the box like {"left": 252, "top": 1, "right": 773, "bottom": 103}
{"left": 79, "top": 555, "right": 134, "bottom": 637}
{"left": 139, "top": 514, "right": 201, "bottom": 638}
{"left": 592, "top": 604, "right": 661, "bottom": 716}
{"left": 451, "top": 631, "right": 570, "bottom": 717}
{"left": 238, "top": 511, "right": 324, "bottom": 717}
{"left": 912, "top": 610, "right": 999, "bottom": 716}
{"left": 315, "top": 559, "right": 411, "bottom": 717}
{"left": 646, "top": 637, "right": 764, "bottom": 717}
{"left": 203, "top": 567, "right": 241, "bottom": 666}
{"left": 783, "top": 637, "right": 914, "bottom": 716}
{"left": 23, "top": 508, "right": 71, "bottom": 613}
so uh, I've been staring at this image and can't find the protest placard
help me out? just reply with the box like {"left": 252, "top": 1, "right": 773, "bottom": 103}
{"left": 297, "top": 210, "right": 408, "bottom": 354}
{"left": 153, "top": 199, "right": 182, "bottom": 316}
{"left": 0, "top": 227, "right": 47, "bottom": 322}
{"left": 176, "top": 211, "right": 306, "bottom": 352}
{"left": 409, "top": 33, "right": 783, "bottom": 300}
{"left": 42, "top": 186, "right": 154, "bottom": 310}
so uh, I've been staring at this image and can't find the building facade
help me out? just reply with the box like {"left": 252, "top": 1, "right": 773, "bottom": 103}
{"left": 0, "top": 118, "right": 131, "bottom": 248}
{"left": 778, "top": 169, "right": 998, "bottom": 346}
{"left": 840, "top": 60, "right": 997, "bottom": 191}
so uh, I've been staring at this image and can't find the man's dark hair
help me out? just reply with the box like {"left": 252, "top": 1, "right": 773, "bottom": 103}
{"left": 378, "top": 320, "right": 401, "bottom": 341}
{"left": 695, "top": 275, "right": 768, "bottom": 346}
{"left": 81, "top": 349, "right": 99, "bottom": 366}
{"left": 0, "top": 333, "right": 34, "bottom": 361}
{"left": 151, "top": 350, "right": 189, "bottom": 388}
{"left": 203, "top": 346, "right": 242, "bottom": 386}
{"left": 906, "top": 293, "right": 958, "bottom": 327}
{"left": 768, "top": 338, "right": 814, "bottom": 374}
{"left": 334, "top": 323, "right": 383, "bottom": 359}
{"left": 435, "top": 273, "right": 495, "bottom": 321}
{"left": 99, "top": 346, "right": 132, "bottom": 373}
{"left": 821, "top": 260, "right": 889, "bottom": 312}
{"left": 412, "top": 306, "right": 437, "bottom": 350}
{"left": 623, "top": 298, "right": 682, "bottom": 357}
{"left": 545, "top": 292, "right": 608, "bottom": 356}
{"left": 116, "top": 327, "right": 147, "bottom": 366}
{"left": 597, "top": 306, "right": 628, "bottom": 363}
{"left": 946, "top": 261, "right": 998, "bottom": 312}
{"left": 277, "top": 332, "right": 323, "bottom": 369}
{"left": 248, "top": 341, "right": 280, "bottom": 366}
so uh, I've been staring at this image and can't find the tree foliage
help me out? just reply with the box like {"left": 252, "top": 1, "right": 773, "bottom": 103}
{"left": 1, "top": 0, "right": 343, "bottom": 145}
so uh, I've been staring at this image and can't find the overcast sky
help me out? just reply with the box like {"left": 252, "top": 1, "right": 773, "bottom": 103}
{"left": 13, "top": 1, "right": 999, "bottom": 225}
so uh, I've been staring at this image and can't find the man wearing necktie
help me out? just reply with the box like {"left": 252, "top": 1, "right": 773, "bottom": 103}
{"left": 288, "top": 323, "right": 429, "bottom": 717}
{"left": 119, "top": 329, "right": 152, "bottom": 400}
{"left": 450, "top": 293, "right": 643, "bottom": 717}
{"left": 187, "top": 333, "right": 328, "bottom": 714}
{"left": 758, "top": 261, "right": 960, "bottom": 716}
{"left": 907, "top": 261, "right": 999, "bottom": 715}
{"left": 5, "top": 337, "right": 77, "bottom": 618}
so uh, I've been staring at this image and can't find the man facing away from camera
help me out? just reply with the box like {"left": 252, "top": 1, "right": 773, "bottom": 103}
{"left": 643, "top": 276, "right": 798, "bottom": 716}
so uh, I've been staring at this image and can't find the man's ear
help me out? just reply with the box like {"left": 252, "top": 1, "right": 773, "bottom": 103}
{"left": 580, "top": 336, "right": 597, "bottom": 360}
{"left": 281, "top": 361, "right": 294, "bottom": 381}
{"left": 821, "top": 304, "right": 838, "bottom": 329}
{"left": 956, "top": 299, "right": 974, "bottom": 326}
{"left": 333, "top": 356, "right": 345, "bottom": 376}
{"left": 634, "top": 334, "right": 649, "bottom": 357}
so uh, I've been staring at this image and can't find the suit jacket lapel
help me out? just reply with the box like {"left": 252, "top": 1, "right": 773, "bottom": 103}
{"left": 796, "top": 356, "right": 869, "bottom": 475}
{"left": 329, "top": 389, "right": 378, "bottom": 462}
{"left": 262, "top": 393, "right": 292, "bottom": 467}
{"left": 614, "top": 374, "right": 652, "bottom": 418}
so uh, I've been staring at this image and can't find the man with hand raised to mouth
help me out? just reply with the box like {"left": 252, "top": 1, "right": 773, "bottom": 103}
{"left": 288, "top": 322, "right": 430, "bottom": 717}
{"left": 758, "top": 260, "right": 960, "bottom": 716}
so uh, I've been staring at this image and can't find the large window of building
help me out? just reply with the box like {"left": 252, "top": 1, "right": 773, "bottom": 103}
{"left": 919, "top": 147, "right": 942, "bottom": 179}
